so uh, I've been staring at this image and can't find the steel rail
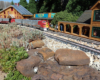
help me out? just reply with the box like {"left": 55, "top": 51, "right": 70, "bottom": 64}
{"left": 44, "top": 33, "right": 100, "bottom": 54}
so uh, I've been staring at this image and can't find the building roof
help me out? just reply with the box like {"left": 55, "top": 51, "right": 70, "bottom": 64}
{"left": 0, "top": 5, "right": 33, "bottom": 16}
{"left": 90, "top": 0, "right": 100, "bottom": 10}
{"left": 12, "top": 5, "right": 33, "bottom": 15}
{"left": 76, "top": 10, "right": 92, "bottom": 24}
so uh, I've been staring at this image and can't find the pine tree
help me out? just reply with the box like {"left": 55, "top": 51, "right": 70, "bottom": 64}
{"left": 39, "top": 0, "right": 48, "bottom": 13}
{"left": 19, "top": 0, "right": 28, "bottom": 9}
{"left": 28, "top": 0, "right": 37, "bottom": 14}
{"left": 49, "top": 0, "right": 62, "bottom": 12}
{"left": 11, "top": 0, "right": 14, "bottom": 5}
{"left": 37, "top": 0, "right": 44, "bottom": 13}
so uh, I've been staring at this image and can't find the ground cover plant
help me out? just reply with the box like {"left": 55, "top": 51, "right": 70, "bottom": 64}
{"left": 0, "top": 23, "right": 44, "bottom": 80}
{"left": 0, "top": 23, "right": 44, "bottom": 49}
{"left": 0, "top": 46, "right": 31, "bottom": 80}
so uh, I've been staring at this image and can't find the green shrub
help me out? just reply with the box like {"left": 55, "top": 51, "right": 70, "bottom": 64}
{"left": 51, "top": 10, "right": 79, "bottom": 25}
{"left": 5, "top": 70, "right": 31, "bottom": 80}
{"left": 0, "top": 46, "right": 31, "bottom": 80}
{"left": 0, "top": 46, "right": 28, "bottom": 73}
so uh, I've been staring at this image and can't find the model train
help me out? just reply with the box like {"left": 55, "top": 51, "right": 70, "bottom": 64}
{"left": 0, "top": 18, "right": 50, "bottom": 31}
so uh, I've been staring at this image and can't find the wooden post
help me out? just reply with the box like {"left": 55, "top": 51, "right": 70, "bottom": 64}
{"left": 64, "top": 24, "right": 66, "bottom": 33}
{"left": 70, "top": 24, "right": 73, "bottom": 34}
{"left": 58, "top": 22, "right": 60, "bottom": 31}
{"left": 89, "top": 26, "right": 92, "bottom": 38}
{"left": 79, "top": 25, "right": 82, "bottom": 36}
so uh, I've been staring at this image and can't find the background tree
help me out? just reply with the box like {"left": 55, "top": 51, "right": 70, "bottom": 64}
{"left": 36, "top": 0, "right": 44, "bottom": 13}
{"left": 66, "top": 0, "right": 97, "bottom": 15}
{"left": 28, "top": 0, "right": 37, "bottom": 14}
{"left": 38, "top": 0, "right": 62, "bottom": 13}
{"left": 19, "top": 0, "right": 28, "bottom": 9}
{"left": 39, "top": 0, "right": 48, "bottom": 13}
{"left": 11, "top": 0, "right": 14, "bottom": 5}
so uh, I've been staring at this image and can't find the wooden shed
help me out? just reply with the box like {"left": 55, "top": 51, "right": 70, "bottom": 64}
{"left": 58, "top": 0, "right": 100, "bottom": 41}
{"left": 0, "top": 3, "right": 33, "bottom": 19}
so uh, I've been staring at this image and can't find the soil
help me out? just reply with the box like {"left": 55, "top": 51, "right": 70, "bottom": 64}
{"left": 0, "top": 71, "right": 7, "bottom": 80}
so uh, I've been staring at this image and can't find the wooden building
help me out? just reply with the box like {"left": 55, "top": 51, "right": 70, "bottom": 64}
{"left": 0, "top": 3, "right": 33, "bottom": 19}
{"left": 58, "top": 0, "right": 100, "bottom": 41}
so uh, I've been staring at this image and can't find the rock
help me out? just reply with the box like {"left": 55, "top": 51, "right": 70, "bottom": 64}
{"left": 82, "top": 75, "right": 90, "bottom": 80}
{"left": 51, "top": 73, "right": 63, "bottom": 80}
{"left": 37, "top": 67, "right": 53, "bottom": 80}
{"left": 55, "top": 49, "right": 90, "bottom": 66}
{"left": 37, "top": 48, "right": 55, "bottom": 61}
{"left": 63, "top": 75, "right": 74, "bottom": 80}
{"left": 38, "top": 67, "right": 53, "bottom": 77}
{"left": 31, "top": 74, "right": 46, "bottom": 80}
{"left": 27, "top": 48, "right": 42, "bottom": 56}
{"left": 16, "top": 56, "right": 41, "bottom": 77}
{"left": 29, "top": 40, "right": 44, "bottom": 49}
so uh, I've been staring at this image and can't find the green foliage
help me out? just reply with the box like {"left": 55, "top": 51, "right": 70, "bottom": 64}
{"left": 0, "top": 46, "right": 29, "bottom": 73}
{"left": 51, "top": 10, "right": 79, "bottom": 25}
{"left": 28, "top": 0, "right": 37, "bottom": 14}
{"left": 66, "top": 0, "right": 97, "bottom": 15}
{"left": 37, "top": 0, "right": 62, "bottom": 13}
{"left": 11, "top": 0, "right": 14, "bottom": 5}
{"left": 39, "top": 0, "right": 48, "bottom": 13}
{"left": 4, "top": 70, "right": 31, "bottom": 80}
{"left": 19, "top": 0, "right": 28, "bottom": 9}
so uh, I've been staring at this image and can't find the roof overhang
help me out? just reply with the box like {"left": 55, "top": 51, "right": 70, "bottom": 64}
{"left": 7, "top": 14, "right": 15, "bottom": 18}
{"left": 30, "top": 18, "right": 53, "bottom": 20}
{"left": 90, "top": 1, "right": 100, "bottom": 10}
{"left": 23, "top": 15, "right": 33, "bottom": 16}
{"left": 0, "top": 5, "right": 12, "bottom": 13}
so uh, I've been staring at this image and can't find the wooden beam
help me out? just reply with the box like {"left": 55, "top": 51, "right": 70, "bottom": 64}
{"left": 90, "top": 1, "right": 100, "bottom": 10}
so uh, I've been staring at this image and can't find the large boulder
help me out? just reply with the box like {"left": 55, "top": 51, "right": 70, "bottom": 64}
{"left": 55, "top": 49, "right": 90, "bottom": 66}
{"left": 16, "top": 56, "right": 41, "bottom": 77}
{"left": 37, "top": 48, "right": 55, "bottom": 61}
{"left": 29, "top": 40, "right": 44, "bottom": 49}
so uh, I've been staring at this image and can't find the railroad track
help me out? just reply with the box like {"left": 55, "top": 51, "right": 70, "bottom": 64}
{"left": 43, "top": 31, "right": 100, "bottom": 54}
{"left": 19, "top": 25, "right": 100, "bottom": 54}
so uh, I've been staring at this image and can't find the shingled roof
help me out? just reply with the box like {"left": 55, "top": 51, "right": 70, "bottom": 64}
{"left": 12, "top": 5, "right": 33, "bottom": 15}
{"left": 0, "top": 5, "right": 33, "bottom": 16}
{"left": 76, "top": 10, "right": 92, "bottom": 24}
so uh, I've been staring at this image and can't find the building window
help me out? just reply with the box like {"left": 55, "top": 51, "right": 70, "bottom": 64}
{"left": 11, "top": 7, "right": 13, "bottom": 11}
{"left": 8, "top": 11, "right": 9, "bottom": 14}
{"left": 0, "top": 15, "right": 1, "bottom": 18}
{"left": 93, "top": 10, "right": 100, "bottom": 21}
{"left": 4, "top": 11, "right": 5, "bottom": 14}
{"left": 4, "top": 15, "right": 6, "bottom": 18}
{"left": 15, "top": 11, "right": 16, "bottom": 14}
{"left": 92, "top": 27, "right": 100, "bottom": 38}
{"left": 17, "top": 16, "right": 18, "bottom": 18}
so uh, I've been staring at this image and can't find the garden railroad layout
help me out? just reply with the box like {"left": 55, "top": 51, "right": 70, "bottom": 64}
{"left": 0, "top": 23, "right": 100, "bottom": 80}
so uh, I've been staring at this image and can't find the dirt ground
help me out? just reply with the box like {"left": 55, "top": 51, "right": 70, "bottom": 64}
{"left": 0, "top": 71, "right": 7, "bottom": 80}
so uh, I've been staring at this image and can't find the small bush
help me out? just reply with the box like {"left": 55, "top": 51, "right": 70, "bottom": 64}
{"left": 51, "top": 10, "right": 79, "bottom": 25}
{"left": 5, "top": 70, "right": 31, "bottom": 80}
